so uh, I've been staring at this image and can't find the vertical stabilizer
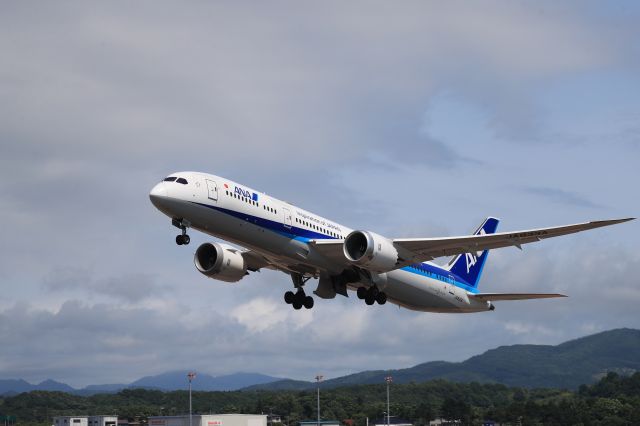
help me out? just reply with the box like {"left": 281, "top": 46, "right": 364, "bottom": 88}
{"left": 445, "top": 217, "right": 500, "bottom": 289}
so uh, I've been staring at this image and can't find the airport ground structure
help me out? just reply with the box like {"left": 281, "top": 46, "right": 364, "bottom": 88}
{"left": 53, "top": 416, "right": 117, "bottom": 426}
{"left": 148, "top": 414, "right": 266, "bottom": 426}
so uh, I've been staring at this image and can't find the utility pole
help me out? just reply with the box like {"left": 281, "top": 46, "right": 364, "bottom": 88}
{"left": 385, "top": 376, "right": 393, "bottom": 426}
{"left": 188, "top": 372, "right": 197, "bottom": 426}
{"left": 315, "top": 375, "right": 324, "bottom": 426}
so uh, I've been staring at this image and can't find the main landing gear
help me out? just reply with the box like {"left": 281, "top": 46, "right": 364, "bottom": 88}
{"left": 172, "top": 218, "right": 191, "bottom": 245}
{"left": 284, "top": 289, "right": 314, "bottom": 310}
{"left": 357, "top": 286, "right": 387, "bottom": 306}
{"left": 284, "top": 274, "right": 314, "bottom": 310}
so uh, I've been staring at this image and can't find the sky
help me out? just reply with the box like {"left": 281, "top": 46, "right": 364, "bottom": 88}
{"left": 1, "top": 1, "right": 639, "bottom": 388}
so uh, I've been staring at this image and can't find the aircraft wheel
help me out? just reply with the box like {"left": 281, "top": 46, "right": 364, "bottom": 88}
{"left": 365, "top": 295, "right": 375, "bottom": 305}
{"left": 182, "top": 234, "right": 190, "bottom": 245}
{"left": 304, "top": 296, "right": 314, "bottom": 309}
{"left": 292, "top": 301, "right": 303, "bottom": 310}
{"left": 176, "top": 235, "right": 184, "bottom": 245}
{"left": 376, "top": 292, "right": 387, "bottom": 305}
{"left": 284, "top": 291, "right": 295, "bottom": 304}
{"left": 357, "top": 287, "right": 367, "bottom": 300}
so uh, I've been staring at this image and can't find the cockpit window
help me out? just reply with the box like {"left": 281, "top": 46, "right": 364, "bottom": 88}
{"left": 163, "top": 177, "right": 177, "bottom": 182}
{"left": 176, "top": 178, "right": 188, "bottom": 184}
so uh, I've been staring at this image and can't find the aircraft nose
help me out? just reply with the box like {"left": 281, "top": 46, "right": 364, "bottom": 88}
{"left": 149, "top": 182, "right": 168, "bottom": 207}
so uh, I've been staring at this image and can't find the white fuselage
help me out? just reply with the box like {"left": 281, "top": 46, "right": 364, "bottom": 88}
{"left": 150, "top": 172, "right": 492, "bottom": 313}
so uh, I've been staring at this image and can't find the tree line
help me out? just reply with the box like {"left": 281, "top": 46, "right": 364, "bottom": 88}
{"left": 1, "top": 372, "right": 639, "bottom": 425}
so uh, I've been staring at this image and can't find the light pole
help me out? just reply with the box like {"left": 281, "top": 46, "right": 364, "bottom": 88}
{"left": 188, "top": 372, "right": 197, "bottom": 426}
{"left": 385, "top": 376, "right": 393, "bottom": 426}
{"left": 315, "top": 375, "right": 323, "bottom": 426}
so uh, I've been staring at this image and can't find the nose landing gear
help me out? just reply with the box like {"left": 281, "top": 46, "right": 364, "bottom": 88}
{"left": 172, "top": 218, "right": 191, "bottom": 245}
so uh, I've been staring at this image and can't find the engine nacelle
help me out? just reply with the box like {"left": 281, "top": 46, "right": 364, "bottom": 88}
{"left": 194, "top": 242, "right": 247, "bottom": 282}
{"left": 343, "top": 230, "right": 399, "bottom": 273}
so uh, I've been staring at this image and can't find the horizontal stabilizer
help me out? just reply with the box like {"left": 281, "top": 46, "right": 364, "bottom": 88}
{"left": 469, "top": 293, "right": 567, "bottom": 301}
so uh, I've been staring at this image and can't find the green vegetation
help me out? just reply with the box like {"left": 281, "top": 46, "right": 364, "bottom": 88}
{"left": 2, "top": 372, "right": 639, "bottom": 425}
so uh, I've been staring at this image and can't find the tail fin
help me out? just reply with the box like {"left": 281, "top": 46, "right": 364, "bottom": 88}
{"left": 445, "top": 217, "right": 500, "bottom": 289}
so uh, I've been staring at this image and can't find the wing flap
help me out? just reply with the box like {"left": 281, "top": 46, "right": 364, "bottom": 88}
{"left": 470, "top": 293, "right": 567, "bottom": 301}
{"left": 309, "top": 239, "right": 346, "bottom": 263}
{"left": 240, "top": 250, "right": 277, "bottom": 271}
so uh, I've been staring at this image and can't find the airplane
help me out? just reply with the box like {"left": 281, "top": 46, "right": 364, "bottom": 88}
{"left": 149, "top": 172, "right": 633, "bottom": 313}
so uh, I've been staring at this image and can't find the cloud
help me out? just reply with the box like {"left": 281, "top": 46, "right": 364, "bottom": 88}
{"left": 3, "top": 241, "right": 639, "bottom": 387}
{"left": 43, "top": 267, "right": 168, "bottom": 302}
{"left": 522, "top": 186, "right": 604, "bottom": 209}
{"left": 231, "top": 297, "right": 313, "bottom": 333}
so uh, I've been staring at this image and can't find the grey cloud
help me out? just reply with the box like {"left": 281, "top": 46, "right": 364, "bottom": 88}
{"left": 522, "top": 186, "right": 604, "bottom": 209}
{"left": 0, "top": 300, "right": 235, "bottom": 385}
{"left": 43, "top": 267, "right": 167, "bottom": 302}
{"left": 5, "top": 243, "right": 640, "bottom": 387}
{"left": 1, "top": 1, "right": 631, "bottom": 179}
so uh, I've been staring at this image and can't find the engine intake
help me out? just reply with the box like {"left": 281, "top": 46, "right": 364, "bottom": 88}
{"left": 194, "top": 242, "right": 247, "bottom": 282}
{"left": 343, "top": 230, "right": 399, "bottom": 273}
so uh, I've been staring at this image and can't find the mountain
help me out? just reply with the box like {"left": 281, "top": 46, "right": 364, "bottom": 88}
{"left": 245, "top": 328, "right": 640, "bottom": 390}
{"left": 0, "top": 379, "right": 75, "bottom": 394}
{"left": 129, "top": 371, "right": 282, "bottom": 391}
{"left": 34, "top": 379, "right": 76, "bottom": 392}
{"left": 0, "top": 372, "right": 282, "bottom": 395}
{"left": 2, "top": 329, "right": 639, "bottom": 395}
{"left": 81, "top": 383, "right": 129, "bottom": 393}
{"left": 0, "top": 379, "right": 34, "bottom": 395}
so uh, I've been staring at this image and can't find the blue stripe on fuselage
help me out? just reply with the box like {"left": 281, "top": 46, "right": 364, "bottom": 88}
{"left": 400, "top": 264, "right": 478, "bottom": 294}
{"left": 192, "top": 201, "right": 477, "bottom": 293}
{"left": 192, "top": 201, "right": 332, "bottom": 241}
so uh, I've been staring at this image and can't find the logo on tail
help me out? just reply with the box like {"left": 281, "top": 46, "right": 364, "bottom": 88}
{"left": 464, "top": 228, "right": 486, "bottom": 273}
{"left": 447, "top": 218, "right": 499, "bottom": 289}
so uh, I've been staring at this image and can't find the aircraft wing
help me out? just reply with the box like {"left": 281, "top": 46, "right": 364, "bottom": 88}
{"left": 392, "top": 218, "right": 633, "bottom": 267}
{"left": 311, "top": 218, "right": 633, "bottom": 270}
{"left": 469, "top": 293, "right": 567, "bottom": 301}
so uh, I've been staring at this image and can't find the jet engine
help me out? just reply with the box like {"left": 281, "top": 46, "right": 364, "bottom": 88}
{"left": 343, "top": 230, "right": 399, "bottom": 273}
{"left": 194, "top": 242, "right": 247, "bottom": 282}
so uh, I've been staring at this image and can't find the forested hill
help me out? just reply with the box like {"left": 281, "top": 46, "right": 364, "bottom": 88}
{"left": 248, "top": 328, "right": 640, "bottom": 390}
{"left": 2, "top": 372, "right": 640, "bottom": 425}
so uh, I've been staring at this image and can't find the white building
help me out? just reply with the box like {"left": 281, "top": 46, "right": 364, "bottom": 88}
{"left": 54, "top": 417, "right": 88, "bottom": 426}
{"left": 89, "top": 416, "right": 118, "bottom": 426}
{"left": 148, "top": 414, "right": 267, "bottom": 426}
{"left": 53, "top": 415, "right": 117, "bottom": 426}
